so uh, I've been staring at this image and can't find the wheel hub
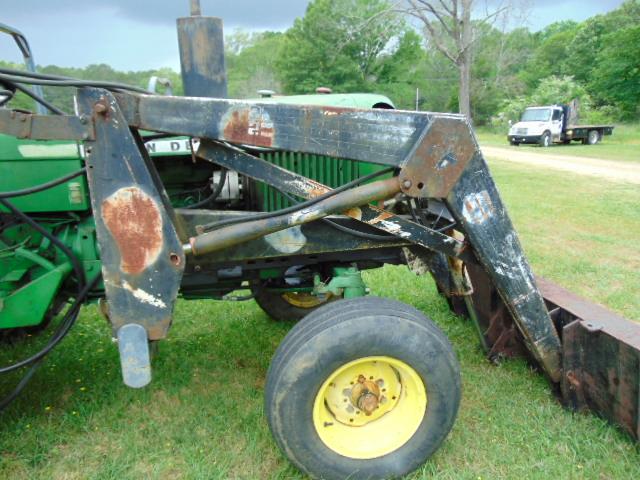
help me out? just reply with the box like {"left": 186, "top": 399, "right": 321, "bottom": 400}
{"left": 351, "top": 375, "right": 381, "bottom": 415}
{"left": 313, "top": 356, "right": 427, "bottom": 459}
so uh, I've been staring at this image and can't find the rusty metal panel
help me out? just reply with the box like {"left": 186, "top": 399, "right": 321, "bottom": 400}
{"left": 113, "top": 92, "right": 432, "bottom": 167}
{"left": 0, "top": 108, "right": 92, "bottom": 140}
{"left": 76, "top": 88, "right": 185, "bottom": 340}
{"left": 562, "top": 320, "right": 640, "bottom": 440}
{"left": 537, "top": 277, "right": 640, "bottom": 440}
{"left": 399, "top": 116, "right": 477, "bottom": 198}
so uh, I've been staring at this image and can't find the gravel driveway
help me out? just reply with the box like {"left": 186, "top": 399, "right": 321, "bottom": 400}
{"left": 481, "top": 146, "right": 640, "bottom": 184}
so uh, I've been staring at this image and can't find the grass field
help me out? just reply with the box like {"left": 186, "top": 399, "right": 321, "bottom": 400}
{"left": 476, "top": 123, "right": 640, "bottom": 164}
{"left": 1, "top": 160, "right": 639, "bottom": 479}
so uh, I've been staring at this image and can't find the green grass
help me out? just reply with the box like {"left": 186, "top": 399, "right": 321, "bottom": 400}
{"left": 476, "top": 123, "right": 640, "bottom": 164}
{"left": 1, "top": 161, "right": 639, "bottom": 479}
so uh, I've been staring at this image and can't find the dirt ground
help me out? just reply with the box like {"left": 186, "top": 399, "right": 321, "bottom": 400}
{"left": 481, "top": 146, "right": 640, "bottom": 184}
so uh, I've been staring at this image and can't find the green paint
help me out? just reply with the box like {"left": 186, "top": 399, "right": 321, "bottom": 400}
{"left": 0, "top": 255, "right": 71, "bottom": 328}
{"left": 0, "top": 134, "right": 88, "bottom": 213}
{"left": 315, "top": 265, "right": 367, "bottom": 299}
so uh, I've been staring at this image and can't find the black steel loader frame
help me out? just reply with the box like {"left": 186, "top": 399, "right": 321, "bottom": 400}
{"left": 0, "top": 83, "right": 638, "bottom": 439}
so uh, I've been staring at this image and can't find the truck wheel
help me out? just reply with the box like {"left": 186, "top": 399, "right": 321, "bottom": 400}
{"left": 509, "top": 139, "right": 520, "bottom": 146}
{"left": 586, "top": 130, "right": 600, "bottom": 145}
{"left": 251, "top": 281, "right": 336, "bottom": 321}
{"left": 265, "top": 297, "right": 461, "bottom": 480}
{"left": 539, "top": 131, "right": 551, "bottom": 147}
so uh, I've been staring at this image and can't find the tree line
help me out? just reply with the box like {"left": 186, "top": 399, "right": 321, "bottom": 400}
{"left": 2, "top": 0, "right": 638, "bottom": 126}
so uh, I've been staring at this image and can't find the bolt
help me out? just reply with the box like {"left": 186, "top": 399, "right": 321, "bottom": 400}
{"left": 94, "top": 102, "right": 108, "bottom": 114}
{"left": 82, "top": 133, "right": 91, "bottom": 141}
{"left": 402, "top": 179, "right": 412, "bottom": 189}
{"left": 194, "top": 265, "right": 202, "bottom": 272}
{"left": 79, "top": 115, "right": 89, "bottom": 124}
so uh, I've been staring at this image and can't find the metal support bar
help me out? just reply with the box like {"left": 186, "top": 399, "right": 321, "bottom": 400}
{"left": 77, "top": 88, "right": 185, "bottom": 341}
{"left": 176, "top": 14, "right": 227, "bottom": 98}
{"left": 196, "top": 141, "right": 468, "bottom": 260}
{"left": 187, "top": 176, "right": 401, "bottom": 255}
{"left": 0, "top": 109, "right": 92, "bottom": 140}
{"left": 114, "top": 91, "right": 435, "bottom": 167}
{"left": 446, "top": 153, "right": 562, "bottom": 381}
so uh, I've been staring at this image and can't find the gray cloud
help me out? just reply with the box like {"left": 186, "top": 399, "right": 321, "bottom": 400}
{"left": 7, "top": 0, "right": 310, "bottom": 30}
{"left": 0, "top": 0, "right": 626, "bottom": 70}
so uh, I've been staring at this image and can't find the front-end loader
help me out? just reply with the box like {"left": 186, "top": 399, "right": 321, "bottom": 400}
{"left": 0, "top": 3, "right": 638, "bottom": 479}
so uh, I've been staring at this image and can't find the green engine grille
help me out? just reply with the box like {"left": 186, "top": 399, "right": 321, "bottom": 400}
{"left": 258, "top": 152, "right": 363, "bottom": 212}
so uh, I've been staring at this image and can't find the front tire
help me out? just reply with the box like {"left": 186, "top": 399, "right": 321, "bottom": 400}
{"left": 539, "top": 131, "right": 551, "bottom": 147}
{"left": 265, "top": 297, "right": 461, "bottom": 480}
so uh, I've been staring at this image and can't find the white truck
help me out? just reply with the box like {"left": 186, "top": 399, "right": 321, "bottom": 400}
{"left": 507, "top": 104, "right": 614, "bottom": 147}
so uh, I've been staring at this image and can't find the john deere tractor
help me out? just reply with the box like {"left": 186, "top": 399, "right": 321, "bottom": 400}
{"left": 0, "top": 3, "right": 638, "bottom": 480}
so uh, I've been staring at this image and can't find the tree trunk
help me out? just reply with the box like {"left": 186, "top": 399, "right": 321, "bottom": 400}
{"left": 458, "top": 0, "right": 473, "bottom": 120}
{"left": 458, "top": 59, "right": 471, "bottom": 119}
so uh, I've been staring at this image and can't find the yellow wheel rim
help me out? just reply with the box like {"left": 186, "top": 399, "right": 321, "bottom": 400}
{"left": 281, "top": 292, "right": 331, "bottom": 309}
{"left": 312, "top": 356, "right": 427, "bottom": 459}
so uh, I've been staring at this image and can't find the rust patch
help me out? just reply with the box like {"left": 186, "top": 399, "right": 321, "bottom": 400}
{"left": 367, "top": 211, "right": 394, "bottom": 225}
{"left": 400, "top": 117, "right": 476, "bottom": 198}
{"left": 321, "top": 106, "right": 350, "bottom": 116}
{"left": 223, "top": 107, "right": 274, "bottom": 147}
{"left": 344, "top": 207, "right": 362, "bottom": 220}
{"left": 102, "top": 187, "right": 163, "bottom": 275}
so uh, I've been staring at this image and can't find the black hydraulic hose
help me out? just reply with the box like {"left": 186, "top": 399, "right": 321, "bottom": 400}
{"left": 278, "top": 189, "right": 397, "bottom": 242}
{"left": 8, "top": 80, "right": 65, "bottom": 115}
{"left": 0, "top": 72, "right": 150, "bottom": 94}
{"left": 0, "top": 199, "right": 86, "bottom": 293}
{"left": 0, "top": 168, "right": 85, "bottom": 198}
{"left": 185, "top": 168, "right": 228, "bottom": 209}
{"left": 0, "top": 360, "right": 41, "bottom": 411}
{"left": 0, "top": 273, "right": 100, "bottom": 375}
{"left": 201, "top": 166, "right": 395, "bottom": 232}
{"left": 321, "top": 218, "right": 397, "bottom": 241}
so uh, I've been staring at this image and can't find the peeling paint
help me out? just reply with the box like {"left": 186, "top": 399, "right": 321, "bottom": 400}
{"left": 264, "top": 226, "right": 307, "bottom": 254}
{"left": 379, "top": 220, "right": 411, "bottom": 238}
{"left": 122, "top": 280, "right": 167, "bottom": 308}
{"left": 461, "top": 190, "right": 494, "bottom": 225}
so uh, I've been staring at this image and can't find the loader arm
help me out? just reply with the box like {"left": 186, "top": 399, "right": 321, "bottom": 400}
{"left": 103, "top": 89, "right": 562, "bottom": 380}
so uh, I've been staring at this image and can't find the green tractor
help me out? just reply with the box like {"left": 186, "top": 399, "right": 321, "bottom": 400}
{"left": 1, "top": 4, "right": 638, "bottom": 480}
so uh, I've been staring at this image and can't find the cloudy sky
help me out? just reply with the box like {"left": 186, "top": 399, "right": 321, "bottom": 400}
{"left": 0, "top": 0, "right": 625, "bottom": 71}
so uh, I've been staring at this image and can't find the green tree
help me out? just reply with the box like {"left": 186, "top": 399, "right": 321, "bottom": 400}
{"left": 520, "top": 21, "right": 578, "bottom": 88}
{"left": 591, "top": 25, "right": 640, "bottom": 119}
{"left": 276, "top": 0, "right": 402, "bottom": 94}
{"left": 225, "top": 31, "right": 285, "bottom": 98}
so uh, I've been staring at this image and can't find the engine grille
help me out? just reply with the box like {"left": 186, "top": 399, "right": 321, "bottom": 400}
{"left": 258, "top": 152, "right": 363, "bottom": 211}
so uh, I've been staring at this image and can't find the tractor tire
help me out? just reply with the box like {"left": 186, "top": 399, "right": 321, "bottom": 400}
{"left": 539, "top": 131, "right": 551, "bottom": 147}
{"left": 265, "top": 297, "right": 461, "bottom": 480}
{"left": 251, "top": 281, "right": 336, "bottom": 321}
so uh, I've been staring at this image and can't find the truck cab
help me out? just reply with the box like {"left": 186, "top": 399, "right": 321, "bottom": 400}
{"left": 508, "top": 105, "right": 564, "bottom": 147}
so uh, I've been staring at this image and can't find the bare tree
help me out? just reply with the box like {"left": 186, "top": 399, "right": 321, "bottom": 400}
{"left": 396, "top": 0, "right": 513, "bottom": 119}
